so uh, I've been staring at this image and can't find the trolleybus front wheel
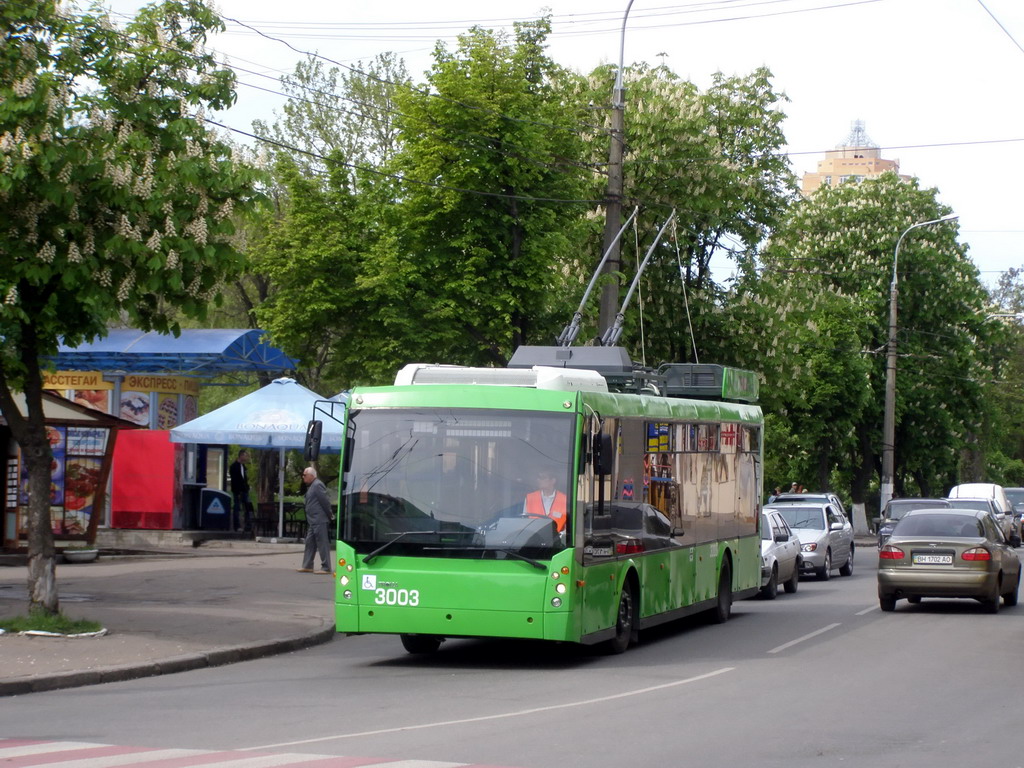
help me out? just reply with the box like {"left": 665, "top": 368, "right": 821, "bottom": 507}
{"left": 605, "top": 580, "right": 636, "bottom": 654}
{"left": 400, "top": 634, "right": 443, "bottom": 654}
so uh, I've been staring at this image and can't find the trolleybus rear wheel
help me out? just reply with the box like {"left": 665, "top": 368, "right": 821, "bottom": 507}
{"left": 713, "top": 561, "right": 732, "bottom": 624}
{"left": 400, "top": 634, "right": 442, "bottom": 654}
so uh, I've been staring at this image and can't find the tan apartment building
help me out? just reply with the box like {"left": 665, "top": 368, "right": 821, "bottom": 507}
{"left": 801, "top": 120, "right": 911, "bottom": 195}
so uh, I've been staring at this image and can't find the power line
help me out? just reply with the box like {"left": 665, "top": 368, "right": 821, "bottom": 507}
{"left": 976, "top": 0, "right": 1024, "bottom": 57}
{"left": 220, "top": 15, "right": 605, "bottom": 139}
{"left": 206, "top": 118, "right": 605, "bottom": 206}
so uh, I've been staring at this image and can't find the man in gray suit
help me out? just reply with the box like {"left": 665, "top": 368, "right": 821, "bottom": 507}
{"left": 298, "top": 466, "right": 333, "bottom": 574}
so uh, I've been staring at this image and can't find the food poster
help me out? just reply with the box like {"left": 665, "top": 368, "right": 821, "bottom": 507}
{"left": 63, "top": 456, "right": 102, "bottom": 534}
{"left": 156, "top": 392, "right": 179, "bottom": 430}
{"left": 119, "top": 390, "right": 152, "bottom": 425}
{"left": 19, "top": 426, "right": 65, "bottom": 508}
{"left": 183, "top": 395, "right": 198, "bottom": 424}
{"left": 71, "top": 389, "right": 110, "bottom": 413}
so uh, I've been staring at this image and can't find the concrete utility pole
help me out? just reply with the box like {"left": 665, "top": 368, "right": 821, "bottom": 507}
{"left": 879, "top": 213, "right": 958, "bottom": 520}
{"left": 598, "top": 0, "right": 635, "bottom": 338}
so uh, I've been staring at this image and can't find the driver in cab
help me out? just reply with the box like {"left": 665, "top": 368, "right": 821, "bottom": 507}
{"left": 523, "top": 469, "right": 567, "bottom": 532}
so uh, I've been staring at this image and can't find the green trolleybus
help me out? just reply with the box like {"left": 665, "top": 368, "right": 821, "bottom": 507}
{"left": 309, "top": 352, "right": 763, "bottom": 654}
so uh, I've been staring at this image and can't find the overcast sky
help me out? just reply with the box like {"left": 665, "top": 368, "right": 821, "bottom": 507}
{"left": 105, "top": 0, "right": 1024, "bottom": 288}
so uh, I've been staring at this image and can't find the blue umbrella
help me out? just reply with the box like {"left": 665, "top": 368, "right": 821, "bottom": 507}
{"left": 171, "top": 377, "right": 344, "bottom": 537}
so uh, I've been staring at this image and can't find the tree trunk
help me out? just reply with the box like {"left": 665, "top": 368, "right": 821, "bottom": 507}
{"left": 850, "top": 427, "right": 875, "bottom": 534}
{"left": 0, "top": 353, "right": 60, "bottom": 615}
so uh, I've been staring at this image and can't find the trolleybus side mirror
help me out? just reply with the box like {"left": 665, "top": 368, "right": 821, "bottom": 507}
{"left": 304, "top": 420, "right": 323, "bottom": 462}
{"left": 593, "top": 432, "right": 614, "bottom": 477}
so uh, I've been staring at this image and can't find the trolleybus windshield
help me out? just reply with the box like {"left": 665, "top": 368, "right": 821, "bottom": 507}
{"left": 342, "top": 408, "right": 575, "bottom": 560}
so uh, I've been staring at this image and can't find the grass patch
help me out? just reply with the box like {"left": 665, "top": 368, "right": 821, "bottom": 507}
{"left": 0, "top": 613, "right": 103, "bottom": 634}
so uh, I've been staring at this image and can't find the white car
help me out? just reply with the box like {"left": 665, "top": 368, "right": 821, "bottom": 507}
{"left": 759, "top": 509, "right": 802, "bottom": 598}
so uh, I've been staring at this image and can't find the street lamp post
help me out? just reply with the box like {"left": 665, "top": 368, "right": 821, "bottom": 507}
{"left": 879, "top": 213, "right": 959, "bottom": 518}
{"left": 598, "top": 0, "right": 636, "bottom": 337}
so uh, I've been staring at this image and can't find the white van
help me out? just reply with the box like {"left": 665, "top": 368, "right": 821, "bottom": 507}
{"left": 947, "top": 483, "right": 1017, "bottom": 539}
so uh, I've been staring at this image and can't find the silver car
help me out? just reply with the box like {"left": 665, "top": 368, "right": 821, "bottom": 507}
{"left": 767, "top": 502, "right": 854, "bottom": 580}
{"left": 760, "top": 510, "right": 802, "bottom": 599}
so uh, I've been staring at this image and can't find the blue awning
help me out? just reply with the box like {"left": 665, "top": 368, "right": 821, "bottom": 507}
{"left": 47, "top": 329, "right": 297, "bottom": 375}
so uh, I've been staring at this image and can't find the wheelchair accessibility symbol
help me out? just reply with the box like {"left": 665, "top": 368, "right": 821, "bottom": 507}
{"left": 362, "top": 575, "right": 377, "bottom": 590}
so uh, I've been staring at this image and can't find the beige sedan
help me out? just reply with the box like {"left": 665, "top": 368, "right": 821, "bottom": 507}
{"left": 878, "top": 508, "right": 1021, "bottom": 613}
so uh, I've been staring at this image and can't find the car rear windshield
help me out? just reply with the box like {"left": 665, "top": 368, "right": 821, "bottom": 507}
{"left": 886, "top": 500, "right": 950, "bottom": 520}
{"left": 773, "top": 506, "right": 824, "bottom": 530}
{"left": 893, "top": 513, "right": 981, "bottom": 538}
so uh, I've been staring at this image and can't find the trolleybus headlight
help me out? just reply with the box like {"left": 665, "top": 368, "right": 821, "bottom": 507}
{"left": 343, "top": 590, "right": 353, "bottom": 600}
{"left": 551, "top": 597, "right": 562, "bottom": 607}
{"left": 551, "top": 571, "right": 560, "bottom": 580}
{"left": 555, "top": 583, "right": 567, "bottom": 594}
{"left": 340, "top": 575, "right": 350, "bottom": 586}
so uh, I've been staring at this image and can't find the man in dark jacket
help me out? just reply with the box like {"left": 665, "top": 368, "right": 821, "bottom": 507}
{"left": 229, "top": 450, "right": 252, "bottom": 532}
{"left": 298, "top": 466, "right": 333, "bottom": 574}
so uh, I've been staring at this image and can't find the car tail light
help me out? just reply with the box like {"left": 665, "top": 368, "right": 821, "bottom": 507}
{"left": 879, "top": 545, "right": 905, "bottom": 560}
{"left": 616, "top": 540, "right": 644, "bottom": 555}
{"left": 961, "top": 548, "right": 991, "bottom": 561}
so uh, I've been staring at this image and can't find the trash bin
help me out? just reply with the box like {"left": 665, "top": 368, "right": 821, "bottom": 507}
{"left": 200, "top": 489, "right": 232, "bottom": 530}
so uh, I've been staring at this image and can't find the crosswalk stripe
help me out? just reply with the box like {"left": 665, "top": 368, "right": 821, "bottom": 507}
{"left": 0, "top": 741, "right": 515, "bottom": 768}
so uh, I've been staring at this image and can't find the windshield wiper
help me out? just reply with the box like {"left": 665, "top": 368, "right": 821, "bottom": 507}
{"left": 424, "top": 544, "right": 547, "bottom": 569}
{"left": 495, "top": 548, "right": 546, "bottom": 569}
{"left": 363, "top": 531, "right": 419, "bottom": 564}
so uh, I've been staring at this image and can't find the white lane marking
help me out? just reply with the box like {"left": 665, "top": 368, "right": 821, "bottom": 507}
{"left": 249, "top": 667, "right": 736, "bottom": 751}
{"left": 767, "top": 623, "right": 841, "bottom": 654}
{"left": 856, "top": 605, "right": 878, "bottom": 616}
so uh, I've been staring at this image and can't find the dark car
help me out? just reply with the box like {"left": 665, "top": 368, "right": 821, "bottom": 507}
{"left": 878, "top": 507, "right": 1021, "bottom": 612}
{"left": 877, "top": 498, "right": 951, "bottom": 549}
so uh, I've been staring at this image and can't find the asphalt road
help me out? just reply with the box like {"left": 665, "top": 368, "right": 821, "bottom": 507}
{"left": 3, "top": 548, "right": 1022, "bottom": 768}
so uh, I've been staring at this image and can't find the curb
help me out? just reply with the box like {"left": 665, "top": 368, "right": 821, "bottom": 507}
{"left": 0, "top": 624, "right": 336, "bottom": 697}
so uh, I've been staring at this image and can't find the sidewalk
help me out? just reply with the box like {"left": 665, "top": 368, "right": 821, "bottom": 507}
{"left": 0, "top": 541, "right": 336, "bottom": 697}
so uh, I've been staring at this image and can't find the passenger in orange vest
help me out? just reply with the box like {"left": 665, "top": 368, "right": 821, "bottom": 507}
{"left": 523, "top": 469, "right": 567, "bottom": 532}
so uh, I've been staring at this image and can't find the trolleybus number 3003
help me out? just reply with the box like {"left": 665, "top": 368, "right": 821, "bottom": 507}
{"left": 374, "top": 588, "right": 420, "bottom": 606}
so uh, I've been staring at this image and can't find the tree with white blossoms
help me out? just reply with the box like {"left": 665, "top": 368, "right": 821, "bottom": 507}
{"left": 757, "top": 173, "right": 991, "bottom": 519}
{"left": 0, "top": 0, "right": 261, "bottom": 614}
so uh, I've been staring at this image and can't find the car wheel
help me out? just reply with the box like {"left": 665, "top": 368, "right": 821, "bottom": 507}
{"left": 907, "top": 595, "right": 922, "bottom": 604}
{"left": 816, "top": 550, "right": 832, "bottom": 581}
{"left": 1002, "top": 571, "right": 1020, "bottom": 607}
{"left": 760, "top": 565, "right": 778, "bottom": 600}
{"left": 839, "top": 544, "right": 854, "bottom": 577}
{"left": 713, "top": 561, "right": 732, "bottom": 624}
{"left": 605, "top": 580, "right": 636, "bottom": 654}
{"left": 879, "top": 595, "right": 896, "bottom": 612}
{"left": 400, "top": 634, "right": 442, "bottom": 655}
{"left": 783, "top": 561, "right": 800, "bottom": 594}
{"left": 984, "top": 581, "right": 1001, "bottom": 614}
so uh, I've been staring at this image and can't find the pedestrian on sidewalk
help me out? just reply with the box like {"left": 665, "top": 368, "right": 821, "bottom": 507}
{"left": 298, "top": 466, "right": 333, "bottom": 574}
{"left": 229, "top": 449, "right": 253, "bottom": 532}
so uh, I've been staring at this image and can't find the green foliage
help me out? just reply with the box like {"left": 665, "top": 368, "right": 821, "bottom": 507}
{"left": 0, "top": 612, "right": 103, "bottom": 634}
{"left": 251, "top": 156, "right": 371, "bottom": 392}
{"left": 383, "top": 19, "right": 592, "bottom": 365}
{"left": 566, "top": 64, "right": 797, "bottom": 361}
